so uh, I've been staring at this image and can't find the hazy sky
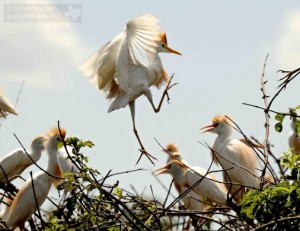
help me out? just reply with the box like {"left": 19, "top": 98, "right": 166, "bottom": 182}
{"left": 1, "top": 0, "right": 300, "bottom": 203}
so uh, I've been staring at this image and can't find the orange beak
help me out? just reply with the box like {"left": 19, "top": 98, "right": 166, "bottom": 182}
{"left": 166, "top": 46, "right": 182, "bottom": 55}
{"left": 200, "top": 124, "right": 215, "bottom": 133}
{"left": 154, "top": 165, "right": 170, "bottom": 175}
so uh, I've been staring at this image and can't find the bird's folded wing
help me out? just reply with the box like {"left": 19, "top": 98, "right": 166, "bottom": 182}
{"left": 79, "top": 34, "right": 122, "bottom": 92}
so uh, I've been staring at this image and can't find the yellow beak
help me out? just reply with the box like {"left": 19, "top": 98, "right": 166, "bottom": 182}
{"left": 167, "top": 46, "right": 182, "bottom": 55}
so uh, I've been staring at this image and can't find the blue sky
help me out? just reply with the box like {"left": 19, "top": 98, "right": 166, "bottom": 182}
{"left": 1, "top": 0, "right": 300, "bottom": 203}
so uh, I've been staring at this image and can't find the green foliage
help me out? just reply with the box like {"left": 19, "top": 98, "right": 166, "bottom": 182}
{"left": 43, "top": 136, "right": 167, "bottom": 231}
{"left": 241, "top": 149, "right": 300, "bottom": 230}
{"left": 274, "top": 105, "right": 300, "bottom": 134}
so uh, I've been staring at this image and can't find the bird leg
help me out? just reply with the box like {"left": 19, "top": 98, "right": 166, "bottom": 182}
{"left": 129, "top": 101, "right": 157, "bottom": 165}
{"left": 151, "top": 74, "right": 178, "bottom": 113}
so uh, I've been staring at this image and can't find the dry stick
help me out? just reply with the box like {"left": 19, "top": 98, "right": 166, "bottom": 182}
{"left": 163, "top": 178, "right": 175, "bottom": 209}
{"left": 14, "top": 80, "right": 25, "bottom": 109}
{"left": 254, "top": 215, "right": 300, "bottom": 231}
{"left": 89, "top": 170, "right": 151, "bottom": 231}
{"left": 13, "top": 134, "right": 64, "bottom": 180}
{"left": 105, "top": 168, "right": 146, "bottom": 179}
{"left": 269, "top": 67, "right": 300, "bottom": 109}
{"left": 259, "top": 54, "right": 271, "bottom": 189}
{"left": 160, "top": 210, "right": 234, "bottom": 231}
{"left": 224, "top": 115, "right": 277, "bottom": 183}
{"left": 57, "top": 121, "right": 82, "bottom": 172}
{"left": 30, "top": 171, "right": 45, "bottom": 231}
{"left": 201, "top": 142, "right": 262, "bottom": 188}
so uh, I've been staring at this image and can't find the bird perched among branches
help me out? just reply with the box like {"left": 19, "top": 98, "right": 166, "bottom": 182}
{"left": 201, "top": 115, "right": 261, "bottom": 202}
{"left": 155, "top": 160, "right": 228, "bottom": 206}
{"left": 5, "top": 127, "right": 65, "bottom": 230}
{"left": 289, "top": 120, "right": 300, "bottom": 156}
{"left": 0, "top": 87, "right": 17, "bottom": 118}
{"left": 162, "top": 143, "right": 203, "bottom": 211}
{"left": 80, "top": 14, "right": 181, "bottom": 165}
{"left": 0, "top": 136, "right": 45, "bottom": 183}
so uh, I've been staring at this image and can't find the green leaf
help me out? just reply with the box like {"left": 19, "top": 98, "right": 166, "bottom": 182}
{"left": 295, "top": 105, "right": 300, "bottom": 110}
{"left": 114, "top": 186, "right": 123, "bottom": 198}
{"left": 275, "top": 114, "right": 285, "bottom": 122}
{"left": 275, "top": 122, "right": 283, "bottom": 132}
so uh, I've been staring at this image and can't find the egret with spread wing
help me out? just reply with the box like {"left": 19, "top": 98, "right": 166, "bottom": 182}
{"left": 80, "top": 15, "right": 181, "bottom": 164}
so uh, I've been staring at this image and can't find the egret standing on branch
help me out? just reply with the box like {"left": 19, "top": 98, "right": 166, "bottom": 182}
{"left": 5, "top": 127, "right": 65, "bottom": 230}
{"left": 201, "top": 115, "right": 261, "bottom": 202}
{"left": 0, "top": 136, "right": 45, "bottom": 183}
{"left": 155, "top": 160, "right": 228, "bottom": 206}
{"left": 162, "top": 143, "right": 203, "bottom": 211}
{"left": 80, "top": 14, "right": 181, "bottom": 165}
{"left": 0, "top": 88, "right": 17, "bottom": 117}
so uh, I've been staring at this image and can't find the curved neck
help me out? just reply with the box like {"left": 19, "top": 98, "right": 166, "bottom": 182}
{"left": 29, "top": 146, "right": 43, "bottom": 162}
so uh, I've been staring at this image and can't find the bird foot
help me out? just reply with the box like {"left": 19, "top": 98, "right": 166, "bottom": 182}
{"left": 136, "top": 149, "right": 157, "bottom": 166}
{"left": 164, "top": 75, "right": 178, "bottom": 104}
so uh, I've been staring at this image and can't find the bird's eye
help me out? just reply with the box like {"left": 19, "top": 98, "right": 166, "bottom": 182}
{"left": 56, "top": 137, "right": 61, "bottom": 141}
{"left": 161, "top": 43, "right": 166, "bottom": 48}
{"left": 215, "top": 123, "right": 219, "bottom": 127}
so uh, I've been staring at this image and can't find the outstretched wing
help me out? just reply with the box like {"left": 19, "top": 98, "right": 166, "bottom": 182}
{"left": 79, "top": 33, "right": 123, "bottom": 93}
{"left": 116, "top": 14, "right": 161, "bottom": 92}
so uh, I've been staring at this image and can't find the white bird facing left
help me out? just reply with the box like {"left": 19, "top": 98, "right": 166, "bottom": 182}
{"left": 155, "top": 160, "right": 228, "bottom": 206}
{"left": 162, "top": 143, "right": 202, "bottom": 211}
{"left": 201, "top": 115, "right": 261, "bottom": 202}
{"left": 0, "top": 136, "right": 45, "bottom": 183}
{"left": 80, "top": 14, "right": 181, "bottom": 165}
{"left": 5, "top": 127, "right": 65, "bottom": 231}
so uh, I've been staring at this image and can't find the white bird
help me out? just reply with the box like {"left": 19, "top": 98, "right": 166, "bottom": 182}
{"left": 155, "top": 160, "right": 228, "bottom": 206}
{"left": 289, "top": 120, "right": 300, "bottom": 155}
{"left": 5, "top": 127, "right": 65, "bottom": 230}
{"left": 201, "top": 115, "right": 261, "bottom": 202}
{"left": 80, "top": 14, "right": 181, "bottom": 164}
{"left": 162, "top": 143, "right": 202, "bottom": 211}
{"left": 0, "top": 88, "right": 17, "bottom": 117}
{"left": 57, "top": 146, "right": 80, "bottom": 174}
{"left": 0, "top": 136, "right": 45, "bottom": 183}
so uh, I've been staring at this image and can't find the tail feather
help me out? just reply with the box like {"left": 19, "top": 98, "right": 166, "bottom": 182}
{"left": 108, "top": 94, "right": 130, "bottom": 113}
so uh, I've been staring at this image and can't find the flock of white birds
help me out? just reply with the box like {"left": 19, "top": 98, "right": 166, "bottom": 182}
{"left": 0, "top": 14, "right": 299, "bottom": 230}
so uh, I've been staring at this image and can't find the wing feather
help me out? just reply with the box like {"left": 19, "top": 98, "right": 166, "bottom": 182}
{"left": 116, "top": 15, "right": 160, "bottom": 92}
{"left": 79, "top": 33, "right": 123, "bottom": 93}
{"left": 125, "top": 14, "right": 160, "bottom": 65}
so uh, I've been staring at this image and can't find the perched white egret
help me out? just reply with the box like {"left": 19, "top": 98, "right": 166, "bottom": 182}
{"left": 162, "top": 143, "right": 202, "bottom": 211}
{"left": 289, "top": 120, "right": 300, "bottom": 155}
{"left": 201, "top": 115, "right": 261, "bottom": 202}
{"left": 80, "top": 14, "right": 181, "bottom": 164}
{"left": 155, "top": 160, "right": 228, "bottom": 206}
{"left": 0, "top": 88, "right": 17, "bottom": 117}
{"left": 5, "top": 127, "right": 65, "bottom": 230}
{"left": 0, "top": 136, "right": 45, "bottom": 183}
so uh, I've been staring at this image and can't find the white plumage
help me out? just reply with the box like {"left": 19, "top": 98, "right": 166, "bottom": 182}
{"left": 0, "top": 88, "right": 17, "bottom": 117}
{"left": 5, "top": 128, "right": 65, "bottom": 230}
{"left": 202, "top": 115, "right": 261, "bottom": 202}
{"left": 80, "top": 14, "right": 181, "bottom": 163}
{"left": 0, "top": 136, "right": 45, "bottom": 183}
{"left": 57, "top": 146, "right": 80, "bottom": 174}
{"left": 155, "top": 160, "right": 228, "bottom": 206}
{"left": 289, "top": 120, "right": 300, "bottom": 155}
